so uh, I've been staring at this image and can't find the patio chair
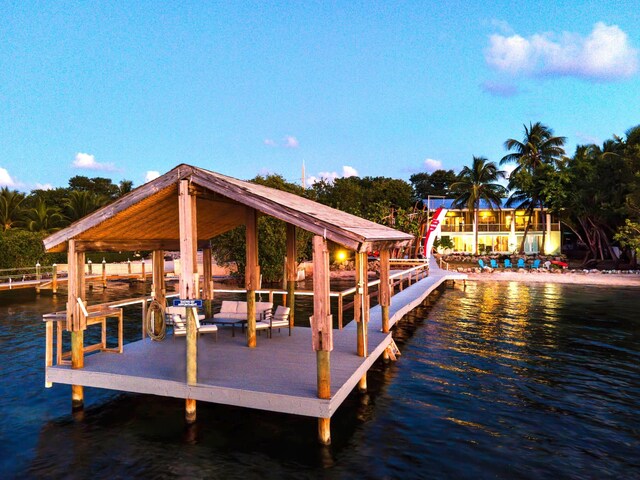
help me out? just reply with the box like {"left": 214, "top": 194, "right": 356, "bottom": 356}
{"left": 517, "top": 258, "right": 526, "bottom": 269}
{"left": 504, "top": 259, "right": 512, "bottom": 268}
{"left": 490, "top": 259, "right": 499, "bottom": 269}
{"left": 256, "top": 305, "right": 291, "bottom": 338}
{"left": 166, "top": 306, "right": 217, "bottom": 340}
{"left": 531, "top": 259, "right": 541, "bottom": 269}
{"left": 478, "top": 259, "right": 489, "bottom": 269}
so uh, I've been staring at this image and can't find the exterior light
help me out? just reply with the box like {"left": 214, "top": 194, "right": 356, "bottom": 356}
{"left": 336, "top": 250, "right": 347, "bottom": 262}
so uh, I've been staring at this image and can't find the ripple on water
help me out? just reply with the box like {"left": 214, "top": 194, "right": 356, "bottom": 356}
{"left": 1, "top": 281, "right": 640, "bottom": 479}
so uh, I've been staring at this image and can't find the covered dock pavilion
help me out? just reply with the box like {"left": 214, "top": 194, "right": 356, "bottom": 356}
{"left": 42, "top": 163, "right": 418, "bottom": 444}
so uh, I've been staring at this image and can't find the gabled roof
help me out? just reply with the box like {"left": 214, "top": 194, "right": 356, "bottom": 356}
{"left": 44, "top": 164, "right": 413, "bottom": 253}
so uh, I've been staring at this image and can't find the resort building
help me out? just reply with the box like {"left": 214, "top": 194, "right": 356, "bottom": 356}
{"left": 426, "top": 198, "right": 561, "bottom": 255}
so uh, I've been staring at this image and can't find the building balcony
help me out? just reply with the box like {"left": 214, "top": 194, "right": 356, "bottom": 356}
{"left": 441, "top": 223, "right": 560, "bottom": 233}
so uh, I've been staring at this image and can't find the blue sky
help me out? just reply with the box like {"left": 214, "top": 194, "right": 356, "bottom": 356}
{"left": 2, "top": 1, "right": 639, "bottom": 192}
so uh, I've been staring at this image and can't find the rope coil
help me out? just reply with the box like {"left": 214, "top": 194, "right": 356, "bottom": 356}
{"left": 145, "top": 299, "right": 167, "bottom": 341}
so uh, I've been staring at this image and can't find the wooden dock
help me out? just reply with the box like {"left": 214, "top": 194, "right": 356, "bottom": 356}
{"left": 46, "top": 259, "right": 465, "bottom": 419}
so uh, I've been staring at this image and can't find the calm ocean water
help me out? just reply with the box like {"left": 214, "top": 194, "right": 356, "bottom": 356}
{"left": 1, "top": 280, "right": 639, "bottom": 479}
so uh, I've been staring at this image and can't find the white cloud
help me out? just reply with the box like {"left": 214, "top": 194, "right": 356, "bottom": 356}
{"left": 0, "top": 167, "right": 18, "bottom": 187}
{"left": 306, "top": 165, "right": 359, "bottom": 185}
{"left": 423, "top": 158, "right": 442, "bottom": 172}
{"left": 72, "top": 152, "right": 116, "bottom": 171}
{"left": 34, "top": 182, "right": 53, "bottom": 190}
{"left": 342, "top": 165, "right": 358, "bottom": 177}
{"left": 145, "top": 170, "right": 160, "bottom": 183}
{"left": 485, "top": 22, "right": 638, "bottom": 81}
{"left": 263, "top": 138, "right": 277, "bottom": 147}
{"left": 284, "top": 135, "right": 299, "bottom": 148}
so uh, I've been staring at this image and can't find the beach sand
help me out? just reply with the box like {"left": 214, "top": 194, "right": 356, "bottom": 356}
{"left": 463, "top": 270, "right": 640, "bottom": 287}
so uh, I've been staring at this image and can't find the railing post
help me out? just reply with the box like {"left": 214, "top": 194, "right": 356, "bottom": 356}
{"left": 87, "top": 259, "right": 93, "bottom": 275}
{"left": 36, "top": 262, "right": 41, "bottom": 293}
{"left": 102, "top": 259, "right": 107, "bottom": 288}
{"left": 127, "top": 259, "right": 132, "bottom": 275}
{"left": 52, "top": 264, "right": 58, "bottom": 294}
{"left": 140, "top": 259, "right": 146, "bottom": 281}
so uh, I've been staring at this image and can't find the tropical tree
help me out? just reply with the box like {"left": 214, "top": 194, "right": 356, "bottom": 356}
{"left": 64, "top": 190, "right": 108, "bottom": 223}
{"left": 24, "top": 198, "right": 65, "bottom": 232}
{"left": 450, "top": 156, "right": 507, "bottom": 254}
{"left": 117, "top": 180, "right": 134, "bottom": 197}
{"left": 0, "top": 187, "right": 26, "bottom": 231}
{"left": 409, "top": 169, "right": 458, "bottom": 201}
{"left": 501, "top": 122, "right": 566, "bottom": 254}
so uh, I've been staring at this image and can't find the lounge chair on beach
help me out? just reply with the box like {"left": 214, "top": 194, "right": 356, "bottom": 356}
{"left": 517, "top": 258, "right": 526, "bottom": 269}
{"left": 478, "top": 259, "right": 489, "bottom": 270}
{"left": 504, "top": 259, "right": 512, "bottom": 268}
{"left": 490, "top": 259, "right": 499, "bottom": 269}
{"left": 531, "top": 259, "right": 541, "bottom": 269}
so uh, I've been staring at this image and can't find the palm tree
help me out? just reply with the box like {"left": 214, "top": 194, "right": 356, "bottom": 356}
{"left": 0, "top": 187, "right": 26, "bottom": 231}
{"left": 25, "top": 198, "right": 65, "bottom": 232}
{"left": 451, "top": 156, "right": 507, "bottom": 254}
{"left": 64, "top": 190, "right": 107, "bottom": 222}
{"left": 117, "top": 180, "right": 134, "bottom": 197}
{"left": 501, "top": 122, "right": 566, "bottom": 254}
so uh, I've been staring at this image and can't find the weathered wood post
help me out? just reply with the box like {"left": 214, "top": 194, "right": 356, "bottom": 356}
{"left": 380, "top": 250, "right": 391, "bottom": 361}
{"left": 101, "top": 259, "right": 107, "bottom": 288}
{"left": 151, "top": 250, "right": 166, "bottom": 338}
{"left": 127, "top": 259, "right": 132, "bottom": 275}
{"left": 312, "top": 235, "right": 333, "bottom": 445}
{"left": 67, "top": 240, "right": 86, "bottom": 412}
{"left": 285, "top": 223, "right": 296, "bottom": 334}
{"left": 380, "top": 249, "right": 391, "bottom": 334}
{"left": 52, "top": 263, "right": 58, "bottom": 294}
{"left": 355, "top": 251, "right": 369, "bottom": 392}
{"left": 35, "top": 262, "right": 41, "bottom": 293}
{"left": 245, "top": 208, "right": 259, "bottom": 348}
{"left": 140, "top": 258, "right": 146, "bottom": 281}
{"left": 179, "top": 180, "right": 199, "bottom": 424}
{"left": 202, "top": 246, "right": 214, "bottom": 318}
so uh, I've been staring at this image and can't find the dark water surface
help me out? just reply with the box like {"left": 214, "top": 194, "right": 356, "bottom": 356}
{"left": 1, "top": 280, "right": 639, "bottom": 479}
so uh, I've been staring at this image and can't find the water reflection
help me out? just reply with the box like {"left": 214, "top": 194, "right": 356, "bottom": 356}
{"left": 2, "top": 280, "right": 640, "bottom": 478}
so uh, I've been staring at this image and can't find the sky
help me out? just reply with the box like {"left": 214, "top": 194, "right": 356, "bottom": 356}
{"left": 2, "top": 1, "right": 639, "bottom": 192}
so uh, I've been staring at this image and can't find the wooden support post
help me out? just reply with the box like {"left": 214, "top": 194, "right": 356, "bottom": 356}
{"left": 101, "top": 260, "right": 107, "bottom": 288}
{"left": 45, "top": 321, "right": 53, "bottom": 387}
{"left": 355, "top": 252, "right": 369, "bottom": 358}
{"left": 185, "top": 398, "right": 196, "bottom": 424}
{"left": 245, "top": 208, "right": 259, "bottom": 348}
{"left": 179, "top": 180, "right": 199, "bottom": 423}
{"left": 71, "top": 330, "right": 84, "bottom": 411}
{"left": 318, "top": 417, "right": 331, "bottom": 446}
{"left": 286, "top": 223, "right": 297, "bottom": 334}
{"left": 380, "top": 250, "right": 391, "bottom": 334}
{"left": 202, "top": 247, "right": 214, "bottom": 318}
{"left": 150, "top": 250, "right": 166, "bottom": 339}
{"left": 312, "top": 236, "right": 333, "bottom": 444}
{"left": 35, "top": 263, "right": 41, "bottom": 293}
{"left": 67, "top": 240, "right": 86, "bottom": 411}
{"left": 140, "top": 259, "right": 146, "bottom": 281}
{"left": 52, "top": 264, "right": 58, "bottom": 294}
{"left": 338, "top": 293, "right": 343, "bottom": 329}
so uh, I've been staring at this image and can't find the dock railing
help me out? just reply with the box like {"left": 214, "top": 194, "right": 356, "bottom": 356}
{"left": 43, "top": 259, "right": 430, "bottom": 368}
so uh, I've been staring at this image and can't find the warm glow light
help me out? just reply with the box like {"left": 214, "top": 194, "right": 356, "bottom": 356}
{"left": 336, "top": 250, "right": 347, "bottom": 262}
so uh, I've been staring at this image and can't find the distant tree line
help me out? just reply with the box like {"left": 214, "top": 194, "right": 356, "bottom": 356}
{"left": 0, "top": 176, "right": 134, "bottom": 268}
{"left": 3, "top": 122, "right": 639, "bottom": 271}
